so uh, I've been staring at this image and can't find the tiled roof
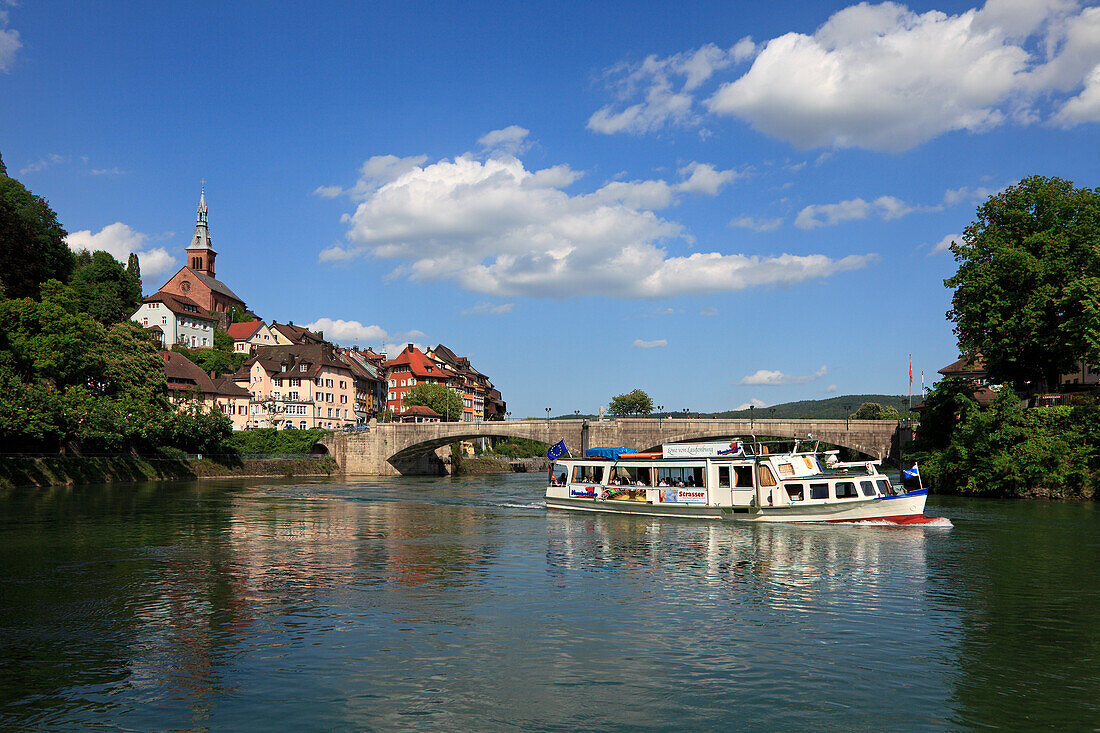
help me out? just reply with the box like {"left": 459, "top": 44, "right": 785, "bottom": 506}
{"left": 190, "top": 267, "right": 245, "bottom": 305}
{"left": 385, "top": 344, "right": 457, "bottom": 381}
{"left": 399, "top": 405, "right": 441, "bottom": 418}
{"left": 161, "top": 350, "right": 250, "bottom": 398}
{"left": 939, "top": 352, "right": 986, "bottom": 376}
{"left": 143, "top": 291, "right": 215, "bottom": 319}
{"left": 242, "top": 343, "right": 352, "bottom": 380}
{"left": 271, "top": 322, "right": 325, "bottom": 345}
{"left": 227, "top": 320, "right": 264, "bottom": 340}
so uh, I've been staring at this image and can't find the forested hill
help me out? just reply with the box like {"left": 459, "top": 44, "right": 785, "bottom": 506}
{"left": 697, "top": 395, "right": 912, "bottom": 420}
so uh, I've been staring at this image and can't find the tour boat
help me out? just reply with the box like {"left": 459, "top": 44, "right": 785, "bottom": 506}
{"left": 545, "top": 440, "right": 932, "bottom": 524}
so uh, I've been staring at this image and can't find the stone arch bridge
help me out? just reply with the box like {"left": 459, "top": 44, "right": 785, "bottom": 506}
{"left": 319, "top": 418, "right": 912, "bottom": 476}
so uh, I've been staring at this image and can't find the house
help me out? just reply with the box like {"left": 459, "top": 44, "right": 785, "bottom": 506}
{"left": 157, "top": 188, "right": 247, "bottom": 316}
{"left": 132, "top": 292, "right": 217, "bottom": 348}
{"left": 426, "top": 343, "right": 506, "bottom": 421}
{"left": 161, "top": 350, "right": 251, "bottom": 430}
{"left": 337, "top": 347, "right": 387, "bottom": 422}
{"left": 396, "top": 405, "right": 442, "bottom": 423}
{"left": 235, "top": 344, "right": 357, "bottom": 430}
{"left": 227, "top": 320, "right": 276, "bottom": 354}
{"left": 270, "top": 321, "right": 325, "bottom": 346}
{"left": 383, "top": 344, "right": 460, "bottom": 418}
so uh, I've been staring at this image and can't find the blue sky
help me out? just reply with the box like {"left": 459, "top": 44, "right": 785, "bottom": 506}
{"left": 3, "top": 0, "right": 1099, "bottom": 417}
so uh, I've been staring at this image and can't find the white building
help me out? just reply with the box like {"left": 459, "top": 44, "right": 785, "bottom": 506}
{"left": 131, "top": 292, "right": 216, "bottom": 348}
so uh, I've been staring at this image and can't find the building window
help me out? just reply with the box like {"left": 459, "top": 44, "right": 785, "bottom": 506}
{"left": 291, "top": 379, "right": 300, "bottom": 387}
{"left": 327, "top": 407, "right": 332, "bottom": 418}
{"left": 326, "top": 379, "right": 333, "bottom": 388}
{"left": 341, "top": 395, "right": 347, "bottom": 403}
{"left": 300, "top": 364, "right": 307, "bottom": 372}
{"left": 340, "top": 380, "right": 346, "bottom": 389}
{"left": 162, "top": 316, "right": 167, "bottom": 325}
{"left": 142, "top": 317, "right": 148, "bottom": 325}
{"left": 300, "top": 421, "right": 307, "bottom": 430}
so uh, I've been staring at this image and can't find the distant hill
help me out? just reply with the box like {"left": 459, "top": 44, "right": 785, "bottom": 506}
{"left": 698, "top": 395, "right": 914, "bottom": 420}
{"left": 552, "top": 395, "right": 915, "bottom": 421}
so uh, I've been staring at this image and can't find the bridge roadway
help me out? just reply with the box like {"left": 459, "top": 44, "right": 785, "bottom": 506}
{"left": 320, "top": 417, "right": 911, "bottom": 476}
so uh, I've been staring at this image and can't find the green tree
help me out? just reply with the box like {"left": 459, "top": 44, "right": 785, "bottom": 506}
{"left": 608, "top": 388, "right": 654, "bottom": 417}
{"left": 945, "top": 176, "right": 1100, "bottom": 392}
{"left": 849, "top": 402, "right": 900, "bottom": 420}
{"left": 126, "top": 252, "right": 141, "bottom": 282}
{"left": 69, "top": 250, "right": 143, "bottom": 324}
{"left": 0, "top": 176, "right": 74, "bottom": 299}
{"left": 402, "top": 383, "right": 463, "bottom": 420}
{"left": 173, "top": 344, "right": 246, "bottom": 375}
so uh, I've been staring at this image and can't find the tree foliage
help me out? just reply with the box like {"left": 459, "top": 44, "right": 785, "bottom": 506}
{"left": 172, "top": 344, "right": 246, "bottom": 375}
{"left": 0, "top": 281, "right": 230, "bottom": 454}
{"left": 0, "top": 176, "right": 74, "bottom": 299}
{"left": 849, "top": 402, "right": 900, "bottom": 420}
{"left": 69, "top": 250, "right": 143, "bottom": 324}
{"left": 402, "top": 383, "right": 463, "bottom": 420}
{"left": 608, "top": 388, "right": 654, "bottom": 417}
{"left": 945, "top": 176, "right": 1100, "bottom": 392}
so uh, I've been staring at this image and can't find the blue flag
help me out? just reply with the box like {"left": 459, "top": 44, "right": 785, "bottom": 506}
{"left": 547, "top": 439, "right": 567, "bottom": 459}
{"left": 902, "top": 463, "right": 920, "bottom": 480}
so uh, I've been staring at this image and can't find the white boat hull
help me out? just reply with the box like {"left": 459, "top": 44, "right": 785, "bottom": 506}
{"left": 545, "top": 489, "right": 930, "bottom": 524}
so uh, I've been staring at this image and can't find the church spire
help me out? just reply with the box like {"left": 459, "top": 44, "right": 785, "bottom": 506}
{"left": 186, "top": 183, "right": 217, "bottom": 277}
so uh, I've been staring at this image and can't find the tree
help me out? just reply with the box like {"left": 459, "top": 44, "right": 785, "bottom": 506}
{"left": 850, "top": 402, "right": 900, "bottom": 420}
{"left": 402, "top": 383, "right": 463, "bottom": 420}
{"left": 0, "top": 176, "right": 74, "bottom": 299}
{"left": 126, "top": 252, "right": 141, "bottom": 282}
{"left": 69, "top": 250, "right": 143, "bottom": 324}
{"left": 945, "top": 176, "right": 1100, "bottom": 392}
{"left": 608, "top": 388, "right": 654, "bottom": 417}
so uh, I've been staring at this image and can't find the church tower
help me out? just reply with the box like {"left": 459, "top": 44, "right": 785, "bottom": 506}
{"left": 185, "top": 185, "right": 217, "bottom": 277}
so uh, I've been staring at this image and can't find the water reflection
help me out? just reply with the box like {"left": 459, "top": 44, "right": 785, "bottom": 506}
{"left": 0, "top": 478, "right": 1097, "bottom": 731}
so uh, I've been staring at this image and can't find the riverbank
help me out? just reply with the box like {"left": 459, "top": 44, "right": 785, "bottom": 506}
{"left": 0, "top": 455, "right": 339, "bottom": 490}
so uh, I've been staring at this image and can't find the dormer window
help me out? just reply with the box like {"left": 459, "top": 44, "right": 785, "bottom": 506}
{"left": 299, "top": 364, "right": 307, "bottom": 372}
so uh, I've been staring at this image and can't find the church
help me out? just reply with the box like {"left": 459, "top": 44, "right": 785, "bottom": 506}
{"left": 158, "top": 188, "right": 247, "bottom": 316}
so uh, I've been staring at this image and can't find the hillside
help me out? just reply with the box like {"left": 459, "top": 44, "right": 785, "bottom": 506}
{"left": 553, "top": 395, "right": 915, "bottom": 421}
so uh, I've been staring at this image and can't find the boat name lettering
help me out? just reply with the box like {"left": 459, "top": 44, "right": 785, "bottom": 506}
{"left": 570, "top": 488, "right": 597, "bottom": 498}
{"left": 662, "top": 442, "right": 742, "bottom": 458}
{"left": 662, "top": 489, "right": 707, "bottom": 503}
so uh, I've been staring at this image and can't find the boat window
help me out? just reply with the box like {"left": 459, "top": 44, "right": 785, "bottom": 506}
{"left": 758, "top": 465, "right": 777, "bottom": 487}
{"left": 656, "top": 467, "right": 705, "bottom": 487}
{"left": 836, "top": 481, "right": 858, "bottom": 498}
{"left": 860, "top": 480, "right": 876, "bottom": 497}
{"left": 551, "top": 463, "right": 568, "bottom": 486}
{"left": 784, "top": 483, "right": 804, "bottom": 501}
{"left": 573, "top": 465, "right": 604, "bottom": 484}
{"left": 734, "top": 466, "right": 754, "bottom": 488}
{"left": 777, "top": 462, "right": 795, "bottom": 477}
{"left": 718, "top": 466, "right": 730, "bottom": 488}
{"left": 610, "top": 466, "right": 653, "bottom": 486}
{"left": 876, "top": 479, "right": 894, "bottom": 495}
{"left": 810, "top": 482, "right": 829, "bottom": 499}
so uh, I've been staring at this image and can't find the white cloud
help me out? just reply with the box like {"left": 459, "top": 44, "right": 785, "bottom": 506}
{"left": 20, "top": 154, "right": 67, "bottom": 175}
{"left": 731, "top": 215, "right": 783, "bottom": 232}
{"left": 478, "top": 125, "right": 531, "bottom": 156}
{"left": 65, "top": 222, "right": 177, "bottom": 281}
{"left": 304, "top": 317, "right": 390, "bottom": 345}
{"left": 593, "top": 1, "right": 1100, "bottom": 151}
{"left": 0, "top": 4, "right": 19, "bottom": 74}
{"left": 323, "top": 150, "right": 877, "bottom": 299}
{"left": 794, "top": 195, "right": 940, "bottom": 229}
{"left": 739, "top": 365, "right": 828, "bottom": 385}
{"left": 462, "top": 301, "right": 514, "bottom": 315}
{"left": 587, "top": 42, "right": 752, "bottom": 134}
{"left": 675, "top": 161, "right": 745, "bottom": 194}
{"left": 700, "top": 307, "right": 719, "bottom": 316}
{"left": 313, "top": 185, "right": 343, "bottom": 198}
{"left": 633, "top": 338, "right": 668, "bottom": 348}
{"left": 930, "top": 232, "right": 961, "bottom": 255}
{"left": 826, "top": 384, "right": 838, "bottom": 392}
{"left": 89, "top": 167, "right": 126, "bottom": 176}
{"left": 1054, "top": 63, "right": 1100, "bottom": 125}
{"left": 735, "top": 398, "right": 768, "bottom": 410}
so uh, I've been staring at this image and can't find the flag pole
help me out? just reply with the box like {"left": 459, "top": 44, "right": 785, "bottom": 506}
{"left": 908, "top": 353, "right": 912, "bottom": 411}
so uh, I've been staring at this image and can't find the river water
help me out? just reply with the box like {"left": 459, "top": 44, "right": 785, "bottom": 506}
{"left": 0, "top": 474, "right": 1097, "bottom": 731}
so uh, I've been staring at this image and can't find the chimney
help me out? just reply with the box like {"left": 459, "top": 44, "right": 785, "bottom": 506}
{"left": 407, "top": 343, "right": 414, "bottom": 352}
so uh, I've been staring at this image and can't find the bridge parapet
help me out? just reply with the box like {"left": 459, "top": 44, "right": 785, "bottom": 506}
{"left": 319, "top": 417, "right": 904, "bottom": 476}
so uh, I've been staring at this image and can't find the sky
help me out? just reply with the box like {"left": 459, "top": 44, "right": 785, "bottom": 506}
{"left": 2, "top": 0, "right": 1099, "bottom": 418}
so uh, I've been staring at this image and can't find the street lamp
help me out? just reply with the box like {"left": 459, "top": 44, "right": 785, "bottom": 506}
{"left": 749, "top": 404, "right": 754, "bottom": 429}
{"left": 657, "top": 405, "right": 664, "bottom": 422}
{"left": 845, "top": 404, "right": 852, "bottom": 430}
{"left": 683, "top": 408, "right": 689, "bottom": 420}
{"left": 506, "top": 411, "right": 512, "bottom": 421}
{"left": 545, "top": 407, "right": 551, "bottom": 427}
{"left": 574, "top": 409, "right": 580, "bottom": 419}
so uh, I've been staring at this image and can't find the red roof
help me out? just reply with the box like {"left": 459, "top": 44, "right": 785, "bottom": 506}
{"left": 400, "top": 405, "right": 442, "bottom": 418}
{"left": 143, "top": 291, "right": 215, "bottom": 319}
{"left": 227, "top": 320, "right": 264, "bottom": 340}
{"left": 384, "top": 344, "right": 456, "bottom": 381}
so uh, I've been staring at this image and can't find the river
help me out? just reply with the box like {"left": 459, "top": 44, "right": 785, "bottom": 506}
{"left": 0, "top": 474, "right": 1097, "bottom": 731}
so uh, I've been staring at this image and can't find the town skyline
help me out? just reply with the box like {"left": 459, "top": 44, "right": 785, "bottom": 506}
{"left": 3, "top": 1, "right": 1099, "bottom": 417}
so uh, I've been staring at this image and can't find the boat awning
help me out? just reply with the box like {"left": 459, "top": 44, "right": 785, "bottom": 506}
{"left": 585, "top": 446, "right": 631, "bottom": 459}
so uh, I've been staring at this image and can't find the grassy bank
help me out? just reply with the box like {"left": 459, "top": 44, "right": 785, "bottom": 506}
{"left": 0, "top": 455, "right": 339, "bottom": 490}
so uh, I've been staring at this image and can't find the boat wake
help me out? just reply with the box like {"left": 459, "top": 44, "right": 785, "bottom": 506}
{"left": 850, "top": 517, "right": 953, "bottom": 528}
